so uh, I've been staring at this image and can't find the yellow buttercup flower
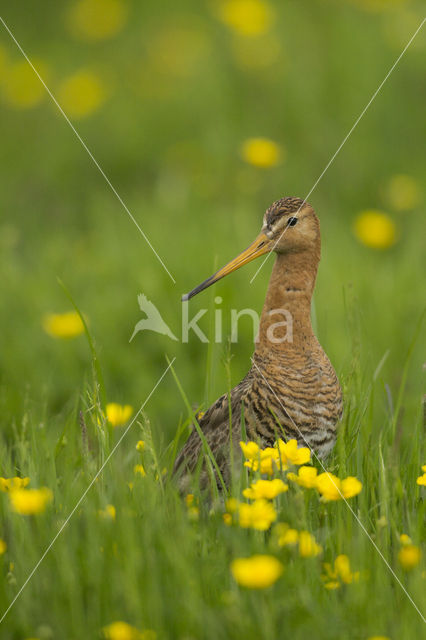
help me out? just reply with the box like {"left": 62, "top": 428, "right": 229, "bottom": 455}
{"left": 275, "top": 439, "right": 311, "bottom": 466}
{"left": 240, "top": 441, "right": 260, "bottom": 459}
{"left": 322, "top": 554, "right": 360, "bottom": 589}
{"left": 399, "top": 533, "right": 412, "bottom": 546}
{"left": 102, "top": 621, "right": 156, "bottom": 640}
{"left": 106, "top": 403, "right": 133, "bottom": 427}
{"left": 238, "top": 499, "right": 277, "bottom": 530}
{"left": 57, "top": 70, "right": 107, "bottom": 119}
{"left": 398, "top": 544, "right": 421, "bottom": 571}
{"left": 341, "top": 477, "right": 363, "bottom": 499}
{"left": 231, "top": 554, "right": 283, "bottom": 589}
{"left": 298, "top": 531, "right": 322, "bottom": 558}
{"left": 0, "top": 539, "right": 6, "bottom": 554}
{"left": 98, "top": 504, "right": 116, "bottom": 520}
{"left": 136, "top": 440, "right": 145, "bottom": 452}
{"left": 384, "top": 174, "right": 421, "bottom": 211}
{"left": 416, "top": 464, "right": 426, "bottom": 486}
{"left": 287, "top": 466, "right": 318, "bottom": 488}
{"left": 223, "top": 512, "right": 232, "bottom": 525}
{"left": 274, "top": 523, "right": 299, "bottom": 547}
{"left": 243, "top": 478, "right": 288, "bottom": 500}
{"left": 185, "top": 494, "right": 195, "bottom": 507}
{"left": 0, "top": 477, "right": 30, "bottom": 492}
{"left": 1, "top": 59, "right": 47, "bottom": 109}
{"left": 43, "top": 311, "right": 85, "bottom": 338}
{"left": 133, "top": 464, "right": 146, "bottom": 477}
{"left": 243, "top": 447, "right": 281, "bottom": 475}
{"left": 218, "top": 0, "right": 274, "bottom": 36}
{"left": 67, "top": 0, "right": 128, "bottom": 42}
{"left": 9, "top": 487, "right": 53, "bottom": 515}
{"left": 241, "top": 137, "right": 283, "bottom": 168}
{"left": 353, "top": 210, "right": 397, "bottom": 249}
{"left": 315, "top": 473, "right": 362, "bottom": 501}
{"left": 241, "top": 442, "right": 281, "bottom": 475}
{"left": 225, "top": 497, "right": 239, "bottom": 513}
{"left": 274, "top": 524, "right": 321, "bottom": 556}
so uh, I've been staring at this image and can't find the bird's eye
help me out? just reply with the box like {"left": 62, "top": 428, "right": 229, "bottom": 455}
{"left": 287, "top": 217, "right": 298, "bottom": 227}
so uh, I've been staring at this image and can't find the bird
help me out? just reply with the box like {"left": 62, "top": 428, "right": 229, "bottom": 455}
{"left": 174, "top": 197, "right": 342, "bottom": 489}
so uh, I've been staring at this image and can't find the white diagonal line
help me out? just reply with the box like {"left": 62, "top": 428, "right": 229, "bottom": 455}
{"left": 0, "top": 15, "right": 176, "bottom": 284}
{"left": 250, "top": 17, "right": 426, "bottom": 284}
{"left": 0, "top": 358, "right": 175, "bottom": 625}
{"left": 250, "top": 357, "right": 425, "bottom": 623}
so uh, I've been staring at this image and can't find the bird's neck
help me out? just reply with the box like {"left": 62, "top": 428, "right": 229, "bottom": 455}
{"left": 255, "top": 250, "right": 320, "bottom": 356}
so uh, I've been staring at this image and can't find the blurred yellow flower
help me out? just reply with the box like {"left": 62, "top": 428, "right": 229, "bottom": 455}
{"left": 148, "top": 26, "right": 211, "bottom": 78}
{"left": 57, "top": 70, "right": 106, "bottom": 119}
{"left": 274, "top": 524, "right": 321, "bottom": 556}
{"left": 231, "top": 554, "right": 283, "bottom": 588}
{"left": 238, "top": 499, "right": 277, "bottom": 530}
{"left": 322, "top": 554, "right": 360, "bottom": 589}
{"left": 416, "top": 464, "right": 426, "bottom": 486}
{"left": 218, "top": 0, "right": 274, "bottom": 36}
{"left": 1, "top": 59, "right": 47, "bottom": 109}
{"left": 298, "top": 530, "right": 322, "bottom": 558}
{"left": 102, "top": 621, "right": 155, "bottom": 640}
{"left": 287, "top": 466, "right": 318, "bottom": 488}
{"left": 185, "top": 494, "right": 195, "bottom": 507}
{"left": 384, "top": 174, "right": 421, "bottom": 211}
{"left": 231, "top": 34, "right": 281, "bottom": 69}
{"left": 98, "top": 504, "right": 116, "bottom": 520}
{"left": 67, "top": 0, "right": 128, "bottom": 42}
{"left": 399, "top": 533, "right": 412, "bottom": 545}
{"left": 316, "top": 472, "right": 362, "bottom": 501}
{"left": 275, "top": 439, "right": 311, "bottom": 466}
{"left": 242, "top": 478, "right": 288, "bottom": 500}
{"left": 398, "top": 544, "right": 421, "bottom": 571}
{"left": 223, "top": 512, "right": 232, "bottom": 525}
{"left": 136, "top": 440, "right": 145, "bottom": 452}
{"left": 353, "top": 210, "right": 397, "bottom": 249}
{"left": 0, "top": 477, "right": 30, "bottom": 492}
{"left": 9, "top": 487, "right": 53, "bottom": 515}
{"left": 106, "top": 403, "right": 133, "bottom": 427}
{"left": 133, "top": 465, "right": 146, "bottom": 477}
{"left": 43, "top": 311, "right": 85, "bottom": 338}
{"left": 275, "top": 523, "right": 299, "bottom": 547}
{"left": 0, "top": 539, "right": 6, "bottom": 554}
{"left": 225, "top": 497, "right": 239, "bottom": 513}
{"left": 241, "top": 137, "right": 283, "bottom": 168}
{"left": 367, "top": 636, "right": 391, "bottom": 640}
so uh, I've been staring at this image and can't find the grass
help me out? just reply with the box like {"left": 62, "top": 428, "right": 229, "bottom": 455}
{"left": 0, "top": 315, "right": 424, "bottom": 639}
{"left": 0, "top": 1, "right": 425, "bottom": 638}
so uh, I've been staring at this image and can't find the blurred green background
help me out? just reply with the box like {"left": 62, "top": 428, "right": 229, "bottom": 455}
{"left": 0, "top": 0, "right": 424, "bottom": 447}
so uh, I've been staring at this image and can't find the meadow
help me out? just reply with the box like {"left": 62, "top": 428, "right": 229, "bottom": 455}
{"left": 0, "top": 1, "right": 425, "bottom": 638}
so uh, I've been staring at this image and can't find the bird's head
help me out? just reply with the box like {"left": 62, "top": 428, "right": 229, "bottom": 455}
{"left": 182, "top": 197, "right": 319, "bottom": 301}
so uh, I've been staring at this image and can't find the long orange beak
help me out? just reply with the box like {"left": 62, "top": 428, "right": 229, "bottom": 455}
{"left": 182, "top": 231, "right": 272, "bottom": 301}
